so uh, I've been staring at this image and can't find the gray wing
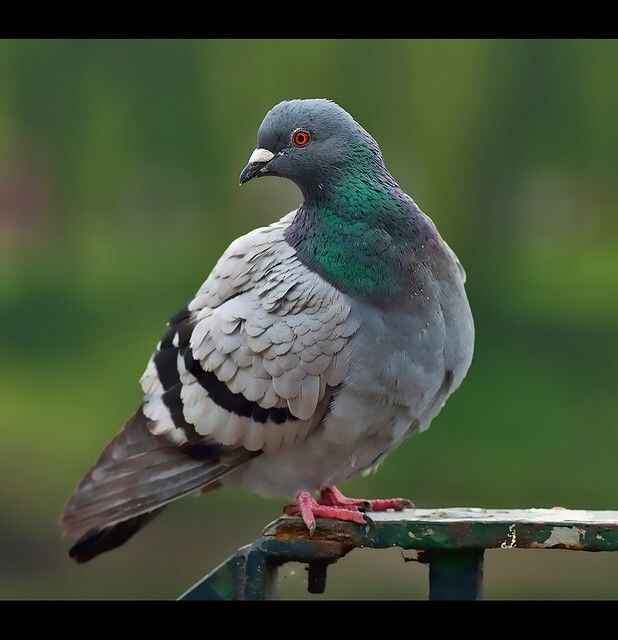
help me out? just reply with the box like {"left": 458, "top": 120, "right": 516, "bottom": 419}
{"left": 140, "top": 210, "right": 361, "bottom": 454}
{"left": 62, "top": 211, "right": 360, "bottom": 556}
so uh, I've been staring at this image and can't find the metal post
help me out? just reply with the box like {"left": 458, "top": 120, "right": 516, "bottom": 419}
{"left": 178, "top": 543, "right": 279, "bottom": 600}
{"left": 306, "top": 561, "right": 330, "bottom": 594}
{"left": 423, "top": 549, "right": 485, "bottom": 600}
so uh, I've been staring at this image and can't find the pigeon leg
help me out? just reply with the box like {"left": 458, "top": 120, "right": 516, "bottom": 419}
{"left": 319, "top": 486, "right": 414, "bottom": 512}
{"left": 283, "top": 491, "right": 366, "bottom": 534}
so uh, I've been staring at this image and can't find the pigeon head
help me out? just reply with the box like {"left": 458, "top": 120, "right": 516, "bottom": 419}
{"left": 240, "top": 99, "right": 416, "bottom": 300}
{"left": 239, "top": 99, "right": 389, "bottom": 199}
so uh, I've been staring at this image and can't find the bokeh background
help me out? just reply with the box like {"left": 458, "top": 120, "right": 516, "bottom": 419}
{"left": 1, "top": 38, "right": 617, "bottom": 599}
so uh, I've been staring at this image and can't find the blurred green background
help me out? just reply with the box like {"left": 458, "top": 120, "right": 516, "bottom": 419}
{"left": 1, "top": 38, "right": 617, "bottom": 600}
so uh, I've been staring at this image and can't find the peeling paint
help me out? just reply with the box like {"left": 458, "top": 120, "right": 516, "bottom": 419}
{"left": 543, "top": 526, "right": 584, "bottom": 548}
{"left": 189, "top": 509, "right": 618, "bottom": 600}
{"left": 500, "top": 523, "right": 517, "bottom": 549}
{"left": 267, "top": 509, "right": 618, "bottom": 554}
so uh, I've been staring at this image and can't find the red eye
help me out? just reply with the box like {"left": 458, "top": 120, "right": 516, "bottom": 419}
{"left": 292, "top": 129, "right": 311, "bottom": 147}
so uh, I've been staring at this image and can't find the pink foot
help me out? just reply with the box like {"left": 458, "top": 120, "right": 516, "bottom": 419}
{"left": 283, "top": 491, "right": 367, "bottom": 534}
{"left": 319, "top": 486, "right": 414, "bottom": 512}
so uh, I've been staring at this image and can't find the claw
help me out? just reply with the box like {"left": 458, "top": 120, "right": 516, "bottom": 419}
{"left": 283, "top": 491, "right": 367, "bottom": 533}
{"left": 318, "top": 486, "right": 414, "bottom": 512}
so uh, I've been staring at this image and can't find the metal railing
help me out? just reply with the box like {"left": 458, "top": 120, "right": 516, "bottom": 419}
{"left": 178, "top": 507, "right": 618, "bottom": 600}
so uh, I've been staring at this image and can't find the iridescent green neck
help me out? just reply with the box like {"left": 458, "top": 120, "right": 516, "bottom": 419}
{"left": 285, "top": 170, "right": 420, "bottom": 299}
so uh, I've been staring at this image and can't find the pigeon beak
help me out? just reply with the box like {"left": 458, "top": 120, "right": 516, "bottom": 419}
{"left": 239, "top": 148, "right": 275, "bottom": 185}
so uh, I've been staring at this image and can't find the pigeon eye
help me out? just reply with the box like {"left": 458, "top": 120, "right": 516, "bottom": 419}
{"left": 292, "top": 129, "right": 311, "bottom": 147}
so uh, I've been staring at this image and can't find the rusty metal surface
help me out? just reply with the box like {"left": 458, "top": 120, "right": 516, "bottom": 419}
{"left": 179, "top": 507, "right": 618, "bottom": 600}
{"left": 262, "top": 507, "right": 618, "bottom": 554}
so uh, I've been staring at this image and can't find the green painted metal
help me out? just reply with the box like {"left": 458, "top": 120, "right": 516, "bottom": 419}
{"left": 179, "top": 544, "right": 279, "bottom": 600}
{"left": 178, "top": 508, "right": 618, "bottom": 600}
{"left": 421, "top": 550, "right": 485, "bottom": 600}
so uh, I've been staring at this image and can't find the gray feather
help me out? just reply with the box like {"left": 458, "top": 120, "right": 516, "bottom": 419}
{"left": 61, "top": 408, "right": 255, "bottom": 542}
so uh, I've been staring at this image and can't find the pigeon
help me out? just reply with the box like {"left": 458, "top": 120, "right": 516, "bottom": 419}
{"left": 61, "top": 98, "right": 474, "bottom": 563}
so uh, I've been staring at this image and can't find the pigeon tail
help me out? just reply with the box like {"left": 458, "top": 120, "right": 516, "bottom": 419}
{"left": 68, "top": 509, "right": 164, "bottom": 563}
{"left": 61, "top": 407, "right": 251, "bottom": 562}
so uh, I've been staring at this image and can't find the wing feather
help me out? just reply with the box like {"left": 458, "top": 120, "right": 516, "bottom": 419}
{"left": 140, "top": 210, "right": 361, "bottom": 456}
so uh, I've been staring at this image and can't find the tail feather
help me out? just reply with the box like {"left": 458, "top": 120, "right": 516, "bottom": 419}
{"left": 69, "top": 509, "right": 164, "bottom": 563}
{"left": 61, "top": 407, "right": 254, "bottom": 562}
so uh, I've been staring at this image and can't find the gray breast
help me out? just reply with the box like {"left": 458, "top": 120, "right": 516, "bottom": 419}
{"left": 340, "top": 229, "right": 474, "bottom": 438}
